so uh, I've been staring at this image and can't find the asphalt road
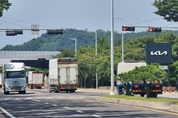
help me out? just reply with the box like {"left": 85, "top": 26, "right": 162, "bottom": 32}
{"left": 0, "top": 89, "right": 178, "bottom": 118}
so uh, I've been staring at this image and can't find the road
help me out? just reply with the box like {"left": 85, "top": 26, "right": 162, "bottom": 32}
{"left": 0, "top": 89, "right": 178, "bottom": 118}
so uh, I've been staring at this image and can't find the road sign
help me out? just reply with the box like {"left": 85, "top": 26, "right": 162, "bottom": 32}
{"left": 159, "top": 65, "right": 168, "bottom": 70}
{"left": 31, "top": 25, "right": 39, "bottom": 34}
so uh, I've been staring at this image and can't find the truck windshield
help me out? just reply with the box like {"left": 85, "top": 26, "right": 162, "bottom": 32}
{"left": 6, "top": 71, "right": 25, "bottom": 78}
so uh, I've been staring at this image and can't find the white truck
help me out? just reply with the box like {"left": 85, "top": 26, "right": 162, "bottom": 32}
{"left": 2, "top": 62, "right": 26, "bottom": 94}
{"left": 28, "top": 71, "right": 44, "bottom": 89}
{"left": 48, "top": 58, "right": 78, "bottom": 93}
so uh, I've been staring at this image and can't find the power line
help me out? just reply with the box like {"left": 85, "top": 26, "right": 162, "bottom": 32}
{"left": 127, "top": 18, "right": 162, "bottom": 25}
{"left": 1, "top": 17, "right": 56, "bottom": 28}
{"left": 0, "top": 19, "right": 28, "bottom": 28}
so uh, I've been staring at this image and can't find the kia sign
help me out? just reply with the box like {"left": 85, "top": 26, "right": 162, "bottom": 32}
{"left": 146, "top": 43, "right": 172, "bottom": 64}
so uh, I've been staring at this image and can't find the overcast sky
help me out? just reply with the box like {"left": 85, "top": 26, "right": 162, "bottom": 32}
{"left": 0, "top": 0, "right": 177, "bottom": 49}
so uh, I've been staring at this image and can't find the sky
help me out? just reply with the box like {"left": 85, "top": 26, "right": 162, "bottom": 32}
{"left": 0, "top": 0, "right": 177, "bottom": 49}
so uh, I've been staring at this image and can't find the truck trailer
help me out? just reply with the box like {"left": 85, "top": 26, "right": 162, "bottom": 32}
{"left": 2, "top": 62, "right": 26, "bottom": 94}
{"left": 28, "top": 71, "right": 44, "bottom": 89}
{"left": 48, "top": 58, "right": 78, "bottom": 93}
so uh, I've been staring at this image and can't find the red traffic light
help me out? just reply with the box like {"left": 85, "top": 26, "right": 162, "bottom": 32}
{"left": 148, "top": 27, "right": 161, "bottom": 32}
{"left": 122, "top": 26, "right": 135, "bottom": 31}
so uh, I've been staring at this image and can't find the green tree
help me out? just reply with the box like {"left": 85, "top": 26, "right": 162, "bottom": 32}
{"left": 0, "top": 0, "right": 11, "bottom": 17}
{"left": 153, "top": 0, "right": 178, "bottom": 22}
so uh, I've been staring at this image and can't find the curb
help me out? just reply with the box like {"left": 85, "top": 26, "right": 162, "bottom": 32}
{"left": 95, "top": 97, "right": 178, "bottom": 113}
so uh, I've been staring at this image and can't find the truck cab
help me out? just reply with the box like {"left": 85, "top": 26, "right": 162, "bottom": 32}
{"left": 2, "top": 62, "right": 26, "bottom": 94}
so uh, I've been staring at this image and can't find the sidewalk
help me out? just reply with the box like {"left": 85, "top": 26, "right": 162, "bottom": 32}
{"left": 77, "top": 88, "right": 178, "bottom": 99}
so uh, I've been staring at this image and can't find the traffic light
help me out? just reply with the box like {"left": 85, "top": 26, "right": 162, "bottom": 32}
{"left": 15, "top": 29, "right": 23, "bottom": 34}
{"left": 6, "top": 29, "right": 23, "bottom": 36}
{"left": 122, "top": 26, "right": 135, "bottom": 31}
{"left": 148, "top": 27, "right": 161, "bottom": 32}
{"left": 47, "top": 29, "right": 63, "bottom": 34}
{"left": 6, "top": 30, "right": 17, "bottom": 36}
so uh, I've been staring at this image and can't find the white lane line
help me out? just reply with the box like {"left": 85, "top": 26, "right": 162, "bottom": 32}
{"left": 63, "top": 107, "right": 70, "bottom": 109}
{"left": 33, "top": 99, "right": 41, "bottom": 102}
{"left": 45, "top": 103, "right": 49, "bottom": 104}
{"left": 52, "top": 104, "right": 58, "bottom": 106}
{"left": 76, "top": 110, "right": 83, "bottom": 113}
{"left": 91, "top": 115, "right": 102, "bottom": 118}
{"left": 0, "top": 106, "right": 16, "bottom": 118}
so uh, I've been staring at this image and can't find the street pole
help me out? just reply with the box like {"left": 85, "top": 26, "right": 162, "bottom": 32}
{"left": 110, "top": 0, "right": 115, "bottom": 95}
{"left": 114, "top": 18, "right": 124, "bottom": 63}
{"left": 68, "top": 38, "right": 77, "bottom": 57}
{"left": 75, "top": 39, "right": 77, "bottom": 57}
{"left": 121, "top": 20, "right": 124, "bottom": 63}
{"left": 95, "top": 31, "right": 98, "bottom": 89}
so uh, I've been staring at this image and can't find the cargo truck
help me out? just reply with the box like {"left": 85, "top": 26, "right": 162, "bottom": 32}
{"left": 28, "top": 71, "right": 44, "bottom": 89}
{"left": 2, "top": 62, "right": 26, "bottom": 94}
{"left": 117, "top": 79, "right": 163, "bottom": 98}
{"left": 48, "top": 58, "right": 78, "bottom": 93}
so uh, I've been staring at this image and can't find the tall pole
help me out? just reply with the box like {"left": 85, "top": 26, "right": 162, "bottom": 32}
{"left": 68, "top": 38, "right": 77, "bottom": 57}
{"left": 114, "top": 18, "right": 124, "bottom": 63}
{"left": 75, "top": 39, "right": 77, "bottom": 57}
{"left": 121, "top": 20, "right": 124, "bottom": 63}
{"left": 95, "top": 31, "right": 98, "bottom": 89}
{"left": 110, "top": 0, "right": 115, "bottom": 95}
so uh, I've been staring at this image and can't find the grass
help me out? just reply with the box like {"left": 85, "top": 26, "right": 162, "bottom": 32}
{"left": 101, "top": 95, "right": 178, "bottom": 103}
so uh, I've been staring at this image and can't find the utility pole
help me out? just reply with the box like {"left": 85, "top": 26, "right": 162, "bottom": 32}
{"left": 110, "top": 0, "right": 115, "bottom": 95}
{"left": 95, "top": 31, "right": 98, "bottom": 89}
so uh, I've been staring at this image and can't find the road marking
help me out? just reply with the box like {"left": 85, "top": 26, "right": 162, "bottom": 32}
{"left": 91, "top": 115, "right": 102, "bottom": 118}
{"left": 0, "top": 106, "right": 16, "bottom": 118}
{"left": 63, "top": 107, "right": 69, "bottom": 109}
{"left": 45, "top": 103, "right": 49, "bottom": 104}
{"left": 133, "top": 106, "right": 178, "bottom": 116}
{"left": 33, "top": 99, "right": 40, "bottom": 102}
{"left": 52, "top": 104, "right": 58, "bottom": 106}
{"left": 76, "top": 110, "right": 83, "bottom": 113}
{"left": 86, "top": 99, "right": 178, "bottom": 116}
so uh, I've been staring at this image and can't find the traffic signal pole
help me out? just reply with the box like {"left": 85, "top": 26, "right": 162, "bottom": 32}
{"left": 110, "top": 0, "right": 115, "bottom": 95}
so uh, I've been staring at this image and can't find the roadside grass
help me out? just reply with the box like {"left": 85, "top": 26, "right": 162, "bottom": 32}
{"left": 101, "top": 95, "right": 178, "bottom": 103}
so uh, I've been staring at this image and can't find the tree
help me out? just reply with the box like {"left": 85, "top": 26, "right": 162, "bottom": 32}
{"left": 153, "top": 0, "right": 178, "bottom": 22}
{"left": 0, "top": 0, "right": 11, "bottom": 17}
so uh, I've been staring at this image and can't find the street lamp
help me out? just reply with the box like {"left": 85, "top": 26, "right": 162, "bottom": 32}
{"left": 95, "top": 31, "right": 98, "bottom": 89}
{"left": 68, "top": 38, "right": 77, "bottom": 57}
{"left": 115, "top": 18, "right": 124, "bottom": 62}
{"left": 110, "top": 0, "right": 115, "bottom": 95}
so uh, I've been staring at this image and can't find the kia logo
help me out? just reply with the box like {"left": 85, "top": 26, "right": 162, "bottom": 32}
{"left": 151, "top": 51, "right": 167, "bottom": 56}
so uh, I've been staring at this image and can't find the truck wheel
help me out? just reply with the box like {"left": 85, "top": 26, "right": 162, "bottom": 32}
{"left": 140, "top": 94, "right": 145, "bottom": 97}
{"left": 4, "top": 91, "right": 9, "bottom": 95}
{"left": 49, "top": 89, "right": 55, "bottom": 93}
{"left": 70, "top": 90, "right": 75, "bottom": 93}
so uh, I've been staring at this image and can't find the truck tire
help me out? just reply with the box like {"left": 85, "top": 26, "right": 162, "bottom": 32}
{"left": 4, "top": 91, "right": 9, "bottom": 95}
{"left": 70, "top": 90, "right": 75, "bottom": 93}
{"left": 140, "top": 94, "right": 145, "bottom": 97}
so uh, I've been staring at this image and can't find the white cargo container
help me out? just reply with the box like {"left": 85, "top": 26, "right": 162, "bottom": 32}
{"left": 28, "top": 71, "right": 44, "bottom": 89}
{"left": 2, "top": 62, "right": 26, "bottom": 94}
{"left": 49, "top": 58, "right": 78, "bottom": 93}
{"left": 117, "top": 62, "right": 147, "bottom": 74}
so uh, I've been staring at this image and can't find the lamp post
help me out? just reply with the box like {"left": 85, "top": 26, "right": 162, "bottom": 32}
{"left": 110, "top": 0, "right": 115, "bottom": 95}
{"left": 115, "top": 18, "right": 124, "bottom": 62}
{"left": 68, "top": 38, "right": 77, "bottom": 57}
{"left": 95, "top": 31, "right": 98, "bottom": 89}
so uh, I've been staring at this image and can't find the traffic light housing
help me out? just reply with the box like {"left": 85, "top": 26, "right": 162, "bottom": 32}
{"left": 6, "top": 30, "right": 17, "bottom": 36}
{"left": 122, "top": 26, "right": 135, "bottom": 31}
{"left": 148, "top": 27, "right": 161, "bottom": 32}
{"left": 47, "top": 29, "right": 63, "bottom": 34}
{"left": 6, "top": 29, "right": 23, "bottom": 36}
